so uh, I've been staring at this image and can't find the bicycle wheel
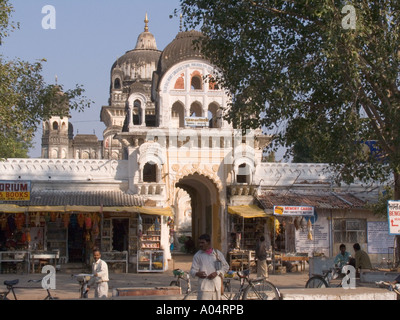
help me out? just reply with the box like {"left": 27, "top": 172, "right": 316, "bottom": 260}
{"left": 305, "top": 276, "right": 329, "bottom": 288}
{"left": 183, "top": 290, "right": 198, "bottom": 300}
{"left": 221, "top": 280, "right": 234, "bottom": 300}
{"left": 169, "top": 280, "right": 179, "bottom": 287}
{"left": 243, "top": 279, "right": 281, "bottom": 300}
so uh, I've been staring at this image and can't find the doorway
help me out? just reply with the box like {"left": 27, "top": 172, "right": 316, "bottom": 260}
{"left": 112, "top": 218, "right": 129, "bottom": 251}
{"left": 175, "top": 173, "right": 221, "bottom": 250}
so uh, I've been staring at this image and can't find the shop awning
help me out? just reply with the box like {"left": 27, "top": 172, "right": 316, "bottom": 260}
{"left": 0, "top": 204, "right": 173, "bottom": 217}
{"left": 228, "top": 205, "right": 268, "bottom": 218}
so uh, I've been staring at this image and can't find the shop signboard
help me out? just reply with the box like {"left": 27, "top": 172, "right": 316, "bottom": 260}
{"left": 185, "top": 117, "right": 209, "bottom": 127}
{"left": 0, "top": 180, "right": 31, "bottom": 201}
{"left": 367, "top": 221, "right": 395, "bottom": 254}
{"left": 387, "top": 200, "right": 400, "bottom": 235}
{"left": 273, "top": 205, "right": 314, "bottom": 216}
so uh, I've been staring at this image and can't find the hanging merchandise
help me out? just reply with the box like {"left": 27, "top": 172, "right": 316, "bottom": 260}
{"left": 56, "top": 214, "right": 63, "bottom": 228}
{"left": 15, "top": 213, "right": 24, "bottom": 231}
{"left": 155, "top": 217, "right": 160, "bottom": 231}
{"left": 294, "top": 217, "right": 300, "bottom": 230}
{"left": 300, "top": 217, "right": 307, "bottom": 231}
{"left": 92, "top": 214, "right": 100, "bottom": 238}
{"left": 35, "top": 213, "right": 41, "bottom": 227}
{"left": 26, "top": 231, "right": 31, "bottom": 242}
{"left": 307, "top": 218, "right": 313, "bottom": 240}
{"left": 63, "top": 214, "right": 70, "bottom": 228}
{"left": 138, "top": 214, "right": 143, "bottom": 237}
{"left": 7, "top": 214, "right": 16, "bottom": 232}
{"left": 274, "top": 218, "right": 280, "bottom": 235}
{"left": 0, "top": 214, "right": 6, "bottom": 230}
{"left": 77, "top": 213, "right": 85, "bottom": 228}
{"left": 167, "top": 216, "right": 174, "bottom": 228}
{"left": 85, "top": 214, "right": 92, "bottom": 229}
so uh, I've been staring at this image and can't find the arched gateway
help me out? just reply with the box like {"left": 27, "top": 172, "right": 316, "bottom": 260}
{"left": 175, "top": 173, "right": 223, "bottom": 250}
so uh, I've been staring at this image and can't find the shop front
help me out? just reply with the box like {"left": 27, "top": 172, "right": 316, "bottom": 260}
{"left": 0, "top": 191, "right": 173, "bottom": 274}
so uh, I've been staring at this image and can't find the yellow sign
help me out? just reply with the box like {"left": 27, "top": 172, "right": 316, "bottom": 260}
{"left": 0, "top": 181, "right": 31, "bottom": 201}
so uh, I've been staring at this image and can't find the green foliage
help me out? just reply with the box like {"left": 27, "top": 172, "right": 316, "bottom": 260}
{"left": 180, "top": 0, "right": 400, "bottom": 188}
{"left": 366, "top": 185, "right": 393, "bottom": 218}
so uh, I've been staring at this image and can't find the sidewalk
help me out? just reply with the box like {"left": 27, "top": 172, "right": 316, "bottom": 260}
{"left": 0, "top": 254, "right": 396, "bottom": 300}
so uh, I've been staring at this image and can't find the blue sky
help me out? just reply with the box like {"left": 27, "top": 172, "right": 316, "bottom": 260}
{"left": 2, "top": 0, "right": 182, "bottom": 157}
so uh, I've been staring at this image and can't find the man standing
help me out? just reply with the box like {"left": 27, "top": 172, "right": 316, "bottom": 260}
{"left": 189, "top": 234, "right": 229, "bottom": 300}
{"left": 87, "top": 249, "right": 109, "bottom": 298}
{"left": 256, "top": 236, "right": 268, "bottom": 279}
{"left": 353, "top": 243, "right": 372, "bottom": 270}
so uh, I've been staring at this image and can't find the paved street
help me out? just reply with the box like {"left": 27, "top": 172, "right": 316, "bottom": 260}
{"left": 0, "top": 254, "right": 396, "bottom": 300}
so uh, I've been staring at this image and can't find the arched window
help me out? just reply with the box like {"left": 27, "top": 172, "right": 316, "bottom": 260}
{"left": 171, "top": 102, "right": 185, "bottom": 128}
{"left": 208, "top": 103, "right": 220, "bottom": 128}
{"left": 174, "top": 74, "right": 185, "bottom": 89}
{"left": 52, "top": 121, "right": 58, "bottom": 130}
{"left": 190, "top": 102, "right": 202, "bottom": 117}
{"left": 191, "top": 75, "right": 202, "bottom": 90}
{"left": 143, "top": 163, "right": 157, "bottom": 183}
{"left": 236, "top": 163, "right": 250, "bottom": 184}
{"left": 133, "top": 99, "right": 141, "bottom": 125}
{"left": 114, "top": 78, "right": 121, "bottom": 90}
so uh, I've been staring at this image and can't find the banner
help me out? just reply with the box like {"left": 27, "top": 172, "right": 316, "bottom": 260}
{"left": 387, "top": 200, "right": 400, "bottom": 235}
{"left": 0, "top": 181, "right": 31, "bottom": 201}
{"left": 273, "top": 205, "right": 314, "bottom": 216}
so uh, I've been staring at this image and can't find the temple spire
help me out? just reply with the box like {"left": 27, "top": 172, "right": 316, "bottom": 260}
{"left": 144, "top": 13, "right": 149, "bottom": 32}
{"left": 179, "top": 13, "right": 183, "bottom": 32}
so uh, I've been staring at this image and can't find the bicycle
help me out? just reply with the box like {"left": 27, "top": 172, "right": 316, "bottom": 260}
{"left": 375, "top": 281, "right": 400, "bottom": 299}
{"left": 27, "top": 279, "right": 58, "bottom": 300}
{"left": 170, "top": 269, "right": 191, "bottom": 295}
{"left": 183, "top": 269, "right": 281, "bottom": 300}
{"left": 305, "top": 267, "right": 343, "bottom": 288}
{"left": 0, "top": 278, "right": 58, "bottom": 300}
{"left": 72, "top": 273, "right": 93, "bottom": 298}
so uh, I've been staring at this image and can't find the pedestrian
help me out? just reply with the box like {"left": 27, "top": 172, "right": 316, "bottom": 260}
{"left": 334, "top": 244, "right": 352, "bottom": 268}
{"left": 189, "top": 234, "right": 229, "bottom": 300}
{"left": 87, "top": 249, "right": 109, "bottom": 298}
{"left": 256, "top": 235, "right": 268, "bottom": 279}
{"left": 353, "top": 243, "right": 372, "bottom": 271}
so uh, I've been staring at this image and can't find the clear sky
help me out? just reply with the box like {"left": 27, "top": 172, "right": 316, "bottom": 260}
{"left": 1, "top": 0, "right": 182, "bottom": 157}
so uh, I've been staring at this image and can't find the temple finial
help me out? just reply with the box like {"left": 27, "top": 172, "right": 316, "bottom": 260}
{"left": 144, "top": 13, "right": 149, "bottom": 32}
{"left": 179, "top": 13, "right": 183, "bottom": 32}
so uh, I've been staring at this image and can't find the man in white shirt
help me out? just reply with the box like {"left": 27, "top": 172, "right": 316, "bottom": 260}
{"left": 87, "top": 249, "right": 109, "bottom": 298}
{"left": 189, "top": 234, "right": 229, "bottom": 300}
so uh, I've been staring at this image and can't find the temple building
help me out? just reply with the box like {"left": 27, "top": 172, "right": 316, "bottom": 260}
{"left": 0, "top": 15, "right": 390, "bottom": 273}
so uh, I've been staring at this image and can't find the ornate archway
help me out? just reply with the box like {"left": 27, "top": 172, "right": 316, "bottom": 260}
{"left": 173, "top": 171, "right": 223, "bottom": 250}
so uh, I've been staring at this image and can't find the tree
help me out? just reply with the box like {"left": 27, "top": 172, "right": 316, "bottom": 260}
{"left": 0, "top": 0, "right": 92, "bottom": 158}
{"left": 180, "top": 0, "right": 400, "bottom": 265}
{"left": 180, "top": 0, "right": 400, "bottom": 191}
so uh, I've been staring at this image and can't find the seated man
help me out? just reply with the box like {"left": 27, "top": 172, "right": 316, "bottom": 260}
{"left": 334, "top": 244, "right": 352, "bottom": 268}
{"left": 353, "top": 243, "right": 372, "bottom": 271}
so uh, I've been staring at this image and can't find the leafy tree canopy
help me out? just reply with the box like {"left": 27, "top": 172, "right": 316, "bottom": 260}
{"left": 180, "top": 0, "right": 400, "bottom": 192}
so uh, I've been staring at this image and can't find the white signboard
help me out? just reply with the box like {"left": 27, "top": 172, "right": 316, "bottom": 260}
{"left": 185, "top": 117, "right": 209, "bottom": 127}
{"left": 387, "top": 200, "right": 400, "bottom": 235}
{"left": 367, "top": 221, "right": 395, "bottom": 254}
{"left": 274, "top": 205, "right": 314, "bottom": 216}
{"left": 295, "top": 216, "right": 329, "bottom": 256}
